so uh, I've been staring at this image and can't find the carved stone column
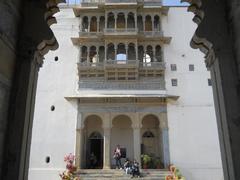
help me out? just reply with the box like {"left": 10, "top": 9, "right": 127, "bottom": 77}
{"left": 125, "top": 13, "right": 128, "bottom": 30}
{"left": 151, "top": 15, "right": 154, "bottom": 31}
{"left": 135, "top": 44, "right": 138, "bottom": 61}
{"left": 79, "top": 16, "right": 82, "bottom": 32}
{"left": 96, "top": 46, "right": 99, "bottom": 63}
{"left": 126, "top": 43, "right": 129, "bottom": 61}
{"left": 134, "top": 13, "right": 137, "bottom": 29}
{"left": 160, "top": 113, "right": 170, "bottom": 168}
{"left": 76, "top": 128, "right": 84, "bottom": 169}
{"left": 153, "top": 47, "right": 156, "bottom": 62}
{"left": 105, "top": 12, "right": 107, "bottom": 29}
{"left": 114, "top": 43, "right": 117, "bottom": 60}
{"left": 132, "top": 115, "right": 141, "bottom": 167}
{"left": 105, "top": 43, "right": 107, "bottom": 61}
{"left": 87, "top": 46, "right": 90, "bottom": 64}
{"left": 76, "top": 111, "right": 84, "bottom": 169}
{"left": 79, "top": 45, "right": 82, "bottom": 62}
{"left": 143, "top": 16, "right": 146, "bottom": 32}
{"left": 114, "top": 14, "right": 117, "bottom": 30}
{"left": 88, "top": 16, "right": 91, "bottom": 32}
{"left": 97, "top": 16, "right": 100, "bottom": 33}
{"left": 103, "top": 114, "right": 111, "bottom": 169}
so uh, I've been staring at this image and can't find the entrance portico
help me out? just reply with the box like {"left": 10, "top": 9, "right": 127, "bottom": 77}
{"left": 74, "top": 99, "right": 170, "bottom": 169}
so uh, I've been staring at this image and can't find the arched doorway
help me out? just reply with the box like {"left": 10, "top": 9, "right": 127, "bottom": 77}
{"left": 111, "top": 115, "right": 133, "bottom": 167}
{"left": 141, "top": 115, "right": 161, "bottom": 164}
{"left": 84, "top": 115, "right": 103, "bottom": 169}
{"left": 142, "top": 131, "right": 156, "bottom": 156}
{"left": 88, "top": 132, "right": 103, "bottom": 169}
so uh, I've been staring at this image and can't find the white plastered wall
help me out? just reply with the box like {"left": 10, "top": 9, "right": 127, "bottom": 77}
{"left": 28, "top": 8, "right": 79, "bottom": 180}
{"left": 163, "top": 7, "right": 224, "bottom": 180}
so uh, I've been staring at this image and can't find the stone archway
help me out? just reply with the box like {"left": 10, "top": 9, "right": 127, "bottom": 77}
{"left": 1, "top": 1, "right": 240, "bottom": 180}
{"left": 111, "top": 115, "right": 133, "bottom": 167}
{"left": 84, "top": 115, "right": 103, "bottom": 169}
{"left": 141, "top": 114, "right": 162, "bottom": 168}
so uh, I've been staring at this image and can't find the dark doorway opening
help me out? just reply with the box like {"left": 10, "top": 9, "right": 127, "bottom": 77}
{"left": 88, "top": 132, "right": 103, "bottom": 169}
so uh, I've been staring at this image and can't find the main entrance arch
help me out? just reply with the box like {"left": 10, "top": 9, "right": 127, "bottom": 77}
{"left": 84, "top": 115, "right": 103, "bottom": 169}
{"left": 88, "top": 132, "right": 103, "bottom": 169}
{"left": 111, "top": 115, "right": 133, "bottom": 167}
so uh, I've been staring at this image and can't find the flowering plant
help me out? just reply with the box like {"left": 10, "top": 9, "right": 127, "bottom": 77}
{"left": 59, "top": 153, "right": 79, "bottom": 180}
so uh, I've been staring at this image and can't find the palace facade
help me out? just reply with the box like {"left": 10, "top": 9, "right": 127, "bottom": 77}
{"left": 29, "top": 1, "right": 224, "bottom": 180}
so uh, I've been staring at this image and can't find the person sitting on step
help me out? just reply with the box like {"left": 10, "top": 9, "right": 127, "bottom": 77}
{"left": 131, "top": 159, "right": 140, "bottom": 178}
{"left": 124, "top": 158, "right": 132, "bottom": 175}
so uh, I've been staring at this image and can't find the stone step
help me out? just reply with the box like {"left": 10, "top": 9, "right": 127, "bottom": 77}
{"left": 76, "top": 169, "right": 172, "bottom": 180}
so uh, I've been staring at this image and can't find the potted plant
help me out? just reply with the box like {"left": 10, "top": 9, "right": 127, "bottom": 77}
{"left": 141, "top": 154, "right": 151, "bottom": 169}
{"left": 154, "top": 159, "right": 162, "bottom": 169}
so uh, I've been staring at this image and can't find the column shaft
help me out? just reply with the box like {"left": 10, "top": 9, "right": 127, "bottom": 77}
{"left": 134, "top": 14, "right": 137, "bottom": 29}
{"left": 151, "top": 16, "right": 154, "bottom": 31}
{"left": 135, "top": 45, "right": 138, "bottom": 61}
{"left": 103, "top": 128, "right": 111, "bottom": 169}
{"left": 114, "top": 14, "right": 117, "bottom": 29}
{"left": 87, "top": 46, "right": 90, "bottom": 64}
{"left": 125, "top": 15, "right": 128, "bottom": 30}
{"left": 97, "top": 17, "right": 100, "bottom": 32}
{"left": 88, "top": 16, "right": 91, "bottom": 32}
{"left": 76, "top": 129, "right": 84, "bottom": 169}
{"left": 126, "top": 44, "right": 128, "bottom": 61}
{"left": 96, "top": 47, "right": 99, "bottom": 63}
{"left": 133, "top": 128, "right": 141, "bottom": 166}
{"left": 79, "top": 46, "right": 82, "bottom": 62}
{"left": 161, "top": 128, "right": 170, "bottom": 168}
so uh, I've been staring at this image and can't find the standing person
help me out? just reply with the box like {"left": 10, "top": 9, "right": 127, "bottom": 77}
{"left": 113, "top": 145, "right": 122, "bottom": 169}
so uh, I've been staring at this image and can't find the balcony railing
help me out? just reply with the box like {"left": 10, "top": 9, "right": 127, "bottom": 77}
{"left": 79, "top": 31, "right": 103, "bottom": 36}
{"left": 78, "top": 60, "right": 165, "bottom": 70}
{"left": 140, "top": 62, "right": 166, "bottom": 70}
{"left": 78, "top": 62, "right": 104, "bottom": 69}
{"left": 104, "top": 28, "right": 138, "bottom": 35}
{"left": 80, "top": 0, "right": 162, "bottom": 6}
{"left": 105, "top": 60, "right": 139, "bottom": 68}
{"left": 141, "top": 31, "right": 163, "bottom": 37}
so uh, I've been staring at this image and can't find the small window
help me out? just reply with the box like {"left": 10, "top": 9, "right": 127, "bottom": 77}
{"left": 54, "top": 56, "right": 58, "bottom": 61}
{"left": 208, "top": 79, "right": 212, "bottom": 86}
{"left": 45, "top": 156, "right": 50, "bottom": 163}
{"left": 171, "top": 79, "right": 178, "bottom": 86}
{"left": 170, "top": 64, "right": 177, "bottom": 71}
{"left": 189, "top": 64, "right": 194, "bottom": 71}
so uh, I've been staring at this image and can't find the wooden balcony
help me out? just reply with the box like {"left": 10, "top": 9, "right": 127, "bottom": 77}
{"left": 104, "top": 28, "right": 138, "bottom": 36}
{"left": 104, "top": 60, "right": 139, "bottom": 69}
{"left": 78, "top": 60, "right": 165, "bottom": 79}
{"left": 140, "top": 62, "right": 166, "bottom": 70}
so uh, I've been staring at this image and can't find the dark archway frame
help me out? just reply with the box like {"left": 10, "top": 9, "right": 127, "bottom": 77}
{"left": 1, "top": 0, "right": 240, "bottom": 180}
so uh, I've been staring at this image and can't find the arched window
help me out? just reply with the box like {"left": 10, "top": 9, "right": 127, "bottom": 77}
{"left": 89, "top": 132, "right": 103, "bottom": 139}
{"left": 117, "top": 13, "right": 125, "bottom": 29}
{"left": 117, "top": 54, "right": 127, "bottom": 61}
{"left": 107, "top": 12, "right": 115, "bottom": 28}
{"left": 90, "top": 16, "right": 97, "bottom": 32}
{"left": 143, "top": 131, "right": 155, "bottom": 138}
{"left": 82, "top": 16, "right": 89, "bottom": 32}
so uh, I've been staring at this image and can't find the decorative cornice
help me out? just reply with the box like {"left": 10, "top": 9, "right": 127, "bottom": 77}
{"left": 36, "top": 0, "right": 66, "bottom": 58}
{"left": 181, "top": 0, "right": 216, "bottom": 68}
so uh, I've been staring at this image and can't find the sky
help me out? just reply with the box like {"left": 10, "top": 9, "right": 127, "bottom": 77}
{"left": 67, "top": 0, "right": 189, "bottom": 6}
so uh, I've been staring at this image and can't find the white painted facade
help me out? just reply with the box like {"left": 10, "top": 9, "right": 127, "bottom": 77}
{"left": 28, "top": 5, "right": 224, "bottom": 180}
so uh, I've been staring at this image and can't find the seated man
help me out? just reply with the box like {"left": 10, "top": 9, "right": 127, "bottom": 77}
{"left": 123, "top": 158, "right": 132, "bottom": 175}
{"left": 131, "top": 159, "right": 140, "bottom": 178}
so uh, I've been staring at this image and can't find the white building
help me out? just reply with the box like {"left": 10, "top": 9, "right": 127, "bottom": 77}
{"left": 29, "top": 1, "right": 224, "bottom": 179}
